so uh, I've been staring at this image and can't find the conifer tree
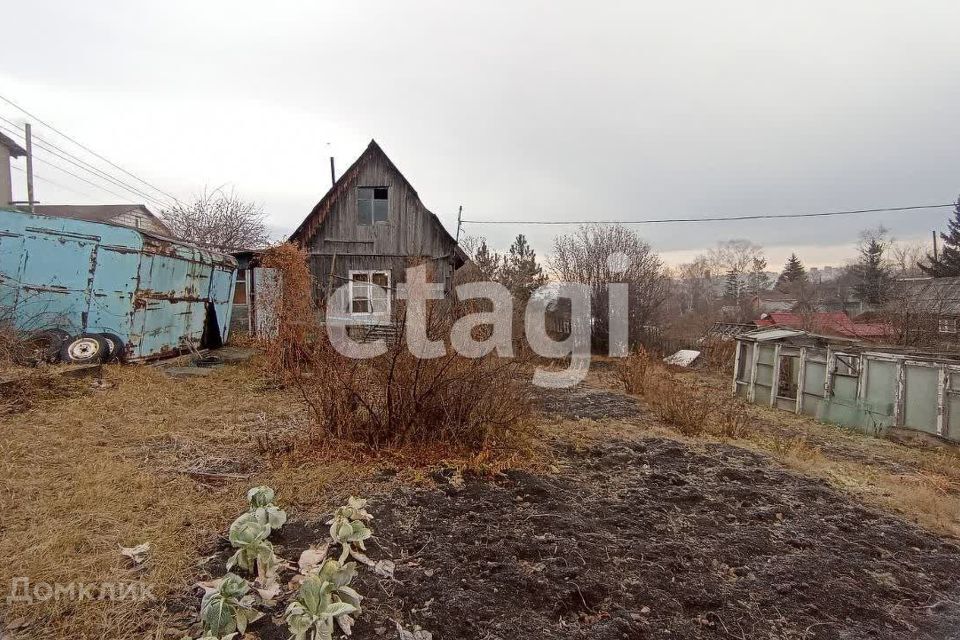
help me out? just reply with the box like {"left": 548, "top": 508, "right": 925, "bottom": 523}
{"left": 775, "top": 253, "right": 808, "bottom": 290}
{"left": 850, "top": 237, "right": 892, "bottom": 305}
{"left": 920, "top": 197, "right": 960, "bottom": 277}
{"left": 500, "top": 234, "right": 547, "bottom": 301}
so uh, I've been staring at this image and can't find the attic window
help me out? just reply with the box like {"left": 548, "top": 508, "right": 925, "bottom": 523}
{"left": 358, "top": 187, "right": 388, "bottom": 225}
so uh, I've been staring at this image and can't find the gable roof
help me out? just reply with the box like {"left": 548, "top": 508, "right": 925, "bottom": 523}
{"left": 290, "top": 139, "right": 466, "bottom": 265}
{"left": 756, "top": 311, "right": 892, "bottom": 340}
{"left": 892, "top": 277, "right": 960, "bottom": 315}
{"left": 0, "top": 131, "right": 26, "bottom": 157}
{"left": 30, "top": 204, "right": 173, "bottom": 236}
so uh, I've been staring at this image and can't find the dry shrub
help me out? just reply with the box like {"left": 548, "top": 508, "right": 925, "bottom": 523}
{"left": 702, "top": 337, "right": 736, "bottom": 373}
{"left": 259, "top": 242, "right": 317, "bottom": 377}
{"left": 617, "top": 346, "right": 649, "bottom": 394}
{"left": 260, "top": 249, "right": 535, "bottom": 452}
{"left": 625, "top": 347, "right": 752, "bottom": 439}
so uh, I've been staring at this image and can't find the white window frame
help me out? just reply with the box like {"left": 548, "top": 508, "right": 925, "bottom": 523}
{"left": 939, "top": 317, "right": 957, "bottom": 334}
{"left": 348, "top": 270, "right": 391, "bottom": 317}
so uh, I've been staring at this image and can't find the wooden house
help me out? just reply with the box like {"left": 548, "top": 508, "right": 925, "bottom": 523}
{"left": 289, "top": 140, "right": 467, "bottom": 324}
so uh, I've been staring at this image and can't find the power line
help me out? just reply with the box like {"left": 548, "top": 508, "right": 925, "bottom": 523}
{"left": 11, "top": 164, "right": 100, "bottom": 200}
{"left": 0, "top": 93, "right": 181, "bottom": 205}
{"left": 461, "top": 203, "right": 956, "bottom": 226}
{"left": 0, "top": 120, "right": 165, "bottom": 207}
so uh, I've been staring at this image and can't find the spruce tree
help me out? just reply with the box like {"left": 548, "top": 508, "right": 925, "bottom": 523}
{"left": 920, "top": 197, "right": 960, "bottom": 277}
{"left": 724, "top": 270, "right": 741, "bottom": 302}
{"left": 500, "top": 234, "right": 547, "bottom": 300}
{"left": 850, "top": 238, "right": 892, "bottom": 305}
{"left": 472, "top": 239, "right": 502, "bottom": 281}
{"left": 775, "top": 253, "right": 808, "bottom": 290}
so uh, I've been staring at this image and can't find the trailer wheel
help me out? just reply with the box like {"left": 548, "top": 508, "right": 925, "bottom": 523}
{"left": 60, "top": 334, "right": 108, "bottom": 364}
{"left": 97, "top": 332, "right": 126, "bottom": 363}
{"left": 18, "top": 330, "right": 67, "bottom": 364}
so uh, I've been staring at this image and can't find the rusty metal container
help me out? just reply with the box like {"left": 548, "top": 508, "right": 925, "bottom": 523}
{"left": 0, "top": 206, "right": 237, "bottom": 361}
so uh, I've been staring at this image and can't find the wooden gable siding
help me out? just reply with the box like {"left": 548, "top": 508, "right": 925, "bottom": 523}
{"left": 308, "top": 149, "right": 457, "bottom": 260}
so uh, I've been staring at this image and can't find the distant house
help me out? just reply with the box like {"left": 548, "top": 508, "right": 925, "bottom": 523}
{"left": 756, "top": 311, "right": 892, "bottom": 341}
{"left": 289, "top": 140, "right": 467, "bottom": 322}
{"left": 753, "top": 289, "right": 797, "bottom": 314}
{"left": 891, "top": 277, "right": 960, "bottom": 344}
{"left": 28, "top": 204, "right": 172, "bottom": 237}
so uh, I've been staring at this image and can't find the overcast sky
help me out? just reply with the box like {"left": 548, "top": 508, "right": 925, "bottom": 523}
{"left": 2, "top": 1, "right": 959, "bottom": 269}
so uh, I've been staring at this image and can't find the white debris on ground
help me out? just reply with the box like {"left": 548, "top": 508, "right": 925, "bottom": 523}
{"left": 663, "top": 349, "right": 701, "bottom": 367}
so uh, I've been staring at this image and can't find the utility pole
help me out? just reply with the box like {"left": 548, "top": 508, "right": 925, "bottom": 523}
{"left": 24, "top": 123, "right": 35, "bottom": 212}
{"left": 455, "top": 205, "right": 462, "bottom": 244}
{"left": 933, "top": 230, "right": 939, "bottom": 262}
{"left": 329, "top": 157, "right": 336, "bottom": 187}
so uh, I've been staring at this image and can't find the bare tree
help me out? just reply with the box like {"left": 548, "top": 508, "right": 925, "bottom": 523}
{"left": 550, "top": 224, "right": 669, "bottom": 349}
{"left": 889, "top": 239, "right": 927, "bottom": 277}
{"left": 162, "top": 187, "right": 269, "bottom": 252}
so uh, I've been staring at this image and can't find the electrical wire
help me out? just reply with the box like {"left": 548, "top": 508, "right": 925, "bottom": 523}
{"left": 460, "top": 204, "right": 955, "bottom": 226}
{"left": 0, "top": 118, "right": 170, "bottom": 209}
{"left": 10, "top": 164, "right": 100, "bottom": 200}
{"left": 0, "top": 93, "right": 181, "bottom": 205}
{"left": 2, "top": 118, "right": 171, "bottom": 208}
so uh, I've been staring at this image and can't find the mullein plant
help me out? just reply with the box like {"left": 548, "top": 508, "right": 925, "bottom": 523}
{"left": 245, "top": 485, "right": 288, "bottom": 533}
{"left": 326, "top": 496, "right": 374, "bottom": 564}
{"left": 197, "top": 573, "right": 263, "bottom": 637}
{"left": 285, "top": 559, "right": 364, "bottom": 639}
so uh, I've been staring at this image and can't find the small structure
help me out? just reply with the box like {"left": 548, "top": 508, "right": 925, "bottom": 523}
{"left": 229, "top": 249, "right": 279, "bottom": 338}
{"left": 732, "top": 328, "right": 960, "bottom": 443}
{"left": 0, "top": 206, "right": 236, "bottom": 362}
{"left": 29, "top": 204, "right": 172, "bottom": 236}
{"left": 0, "top": 132, "right": 26, "bottom": 207}
{"left": 289, "top": 140, "right": 467, "bottom": 327}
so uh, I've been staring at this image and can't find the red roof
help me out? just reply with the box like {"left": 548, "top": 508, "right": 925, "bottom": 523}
{"left": 756, "top": 312, "right": 893, "bottom": 340}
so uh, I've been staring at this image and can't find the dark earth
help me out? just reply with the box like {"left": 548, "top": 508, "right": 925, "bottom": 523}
{"left": 170, "top": 437, "right": 960, "bottom": 640}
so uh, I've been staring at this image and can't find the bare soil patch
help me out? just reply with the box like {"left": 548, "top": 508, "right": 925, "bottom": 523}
{"left": 176, "top": 437, "right": 960, "bottom": 640}
{"left": 539, "top": 384, "right": 647, "bottom": 420}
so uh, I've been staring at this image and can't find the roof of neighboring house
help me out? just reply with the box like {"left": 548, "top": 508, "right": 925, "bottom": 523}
{"left": 892, "top": 277, "right": 960, "bottom": 316}
{"left": 29, "top": 204, "right": 172, "bottom": 236}
{"left": 0, "top": 131, "right": 26, "bottom": 157}
{"left": 290, "top": 139, "right": 467, "bottom": 266}
{"left": 756, "top": 311, "right": 893, "bottom": 340}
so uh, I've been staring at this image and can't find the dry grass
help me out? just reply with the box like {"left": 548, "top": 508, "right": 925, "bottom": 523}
{"left": 618, "top": 349, "right": 753, "bottom": 440}
{"left": 0, "top": 356, "right": 546, "bottom": 639}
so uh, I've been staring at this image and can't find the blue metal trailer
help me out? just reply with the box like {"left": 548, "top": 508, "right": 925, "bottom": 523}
{"left": 0, "top": 206, "right": 237, "bottom": 362}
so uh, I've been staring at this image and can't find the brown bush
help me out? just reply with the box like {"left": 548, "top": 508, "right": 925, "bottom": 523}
{"left": 259, "top": 248, "right": 535, "bottom": 452}
{"left": 625, "top": 347, "right": 752, "bottom": 439}
{"left": 702, "top": 337, "right": 737, "bottom": 373}
{"left": 617, "top": 346, "right": 649, "bottom": 394}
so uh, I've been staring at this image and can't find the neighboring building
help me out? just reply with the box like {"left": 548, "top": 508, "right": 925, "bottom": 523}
{"left": 753, "top": 289, "right": 797, "bottom": 314}
{"left": 29, "top": 204, "right": 172, "bottom": 236}
{"left": 0, "top": 131, "right": 27, "bottom": 207}
{"left": 732, "top": 327, "right": 960, "bottom": 443}
{"left": 228, "top": 249, "right": 280, "bottom": 338}
{"left": 289, "top": 140, "right": 467, "bottom": 323}
{"left": 890, "top": 277, "right": 960, "bottom": 345}
{"left": 756, "top": 311, "right": 892, "bottom": 341}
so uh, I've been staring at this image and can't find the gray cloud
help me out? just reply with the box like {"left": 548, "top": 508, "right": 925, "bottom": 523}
{"left": 2, "top": 0, "right": 958, "bottom": 268}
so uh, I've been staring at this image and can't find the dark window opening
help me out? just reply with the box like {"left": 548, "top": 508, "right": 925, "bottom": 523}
{"left": 777, "top": 355, "right": 799, "bottom": 399}
{"left": 358, "top": 187, "right": 389, "bottom": 225}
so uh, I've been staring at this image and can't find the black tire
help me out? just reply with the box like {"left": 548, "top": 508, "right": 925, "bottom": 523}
{"left": 97, "top": 332, "right": 126, "bottom": 363}
{"left": 18, "top": 330, "right": 67, "bottom": 364}
{"left": 60, "top": 334, "right": 108, "bottom": 364}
